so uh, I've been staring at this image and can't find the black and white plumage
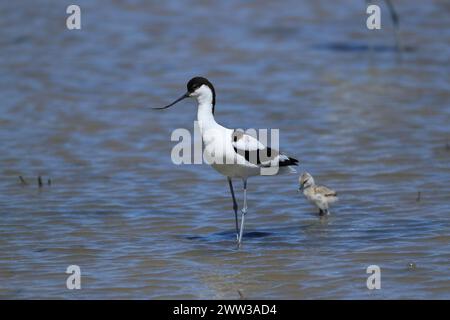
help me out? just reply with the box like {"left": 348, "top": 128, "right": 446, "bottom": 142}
{"left": 231, "top": 129, "right": 298, "bottom": 172}
{"left": 154, "top": 77, "right": 299, "bottom": 246}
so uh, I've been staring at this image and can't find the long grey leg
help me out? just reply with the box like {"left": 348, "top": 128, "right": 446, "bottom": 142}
{"left": 227, "top": 177, "right": 239, "bottom": 241}
{"left": 238, "top": 179, "right": 248, "bottom": 246}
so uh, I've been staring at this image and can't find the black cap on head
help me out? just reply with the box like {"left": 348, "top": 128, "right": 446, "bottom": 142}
{"left": 153, "top": 76, "right": 216, "bottom": 113}
{"left": 187, "top": 77, "right": 216, "bottom": 113}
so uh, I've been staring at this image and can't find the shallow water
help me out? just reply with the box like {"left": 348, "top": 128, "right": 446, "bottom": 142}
{"left": 0, "top": 0, "right": 449, "bottom": 299}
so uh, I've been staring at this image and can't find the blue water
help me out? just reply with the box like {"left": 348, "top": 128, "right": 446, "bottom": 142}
{"left": 0, "top": 0, "right": 449, "bottom": 299}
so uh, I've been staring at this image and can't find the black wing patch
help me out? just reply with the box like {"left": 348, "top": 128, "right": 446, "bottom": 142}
{"left": 232, "top": 130, "right": 298, "bottom": 166}
{"left": 232, "top": 145, "right": 299, "bottom": 167}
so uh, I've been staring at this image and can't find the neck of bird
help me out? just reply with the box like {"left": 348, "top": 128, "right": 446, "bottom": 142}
{"left": 197, "top": 100, "right": 216, "bottom": 133}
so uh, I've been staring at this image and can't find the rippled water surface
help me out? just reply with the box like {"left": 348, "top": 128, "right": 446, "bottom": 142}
{"left": 1, "top": 0, "right": 449, "bottom": 299}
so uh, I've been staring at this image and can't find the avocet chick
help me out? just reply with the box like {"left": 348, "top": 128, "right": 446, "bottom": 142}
{"left": 299, "top": 172, "right": 338, "bottom": 215}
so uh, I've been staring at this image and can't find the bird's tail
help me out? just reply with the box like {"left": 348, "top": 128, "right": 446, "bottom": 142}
{"left": 278, "top": 155, "right": 299, "bottom": 174}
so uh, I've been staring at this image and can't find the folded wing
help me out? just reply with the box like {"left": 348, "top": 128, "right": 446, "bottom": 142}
{"left": 314, "top": 185, "right": 337, "bottom": 197}
{"left": 231, "top": 130, "right": 298, "bottom": 167}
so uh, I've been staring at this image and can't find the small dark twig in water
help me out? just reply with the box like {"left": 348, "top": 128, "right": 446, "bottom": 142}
{"left": 416, "top": 191, "right": 421, "bottom": 202}
{"left": 38, "top": 176, "right": 43, "bottom": 188}
{"left": 237, "top": 289, "right": 245, "bottom": 300}
{"left": 19, "top": 176, "right": 28, "bottom": 185}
